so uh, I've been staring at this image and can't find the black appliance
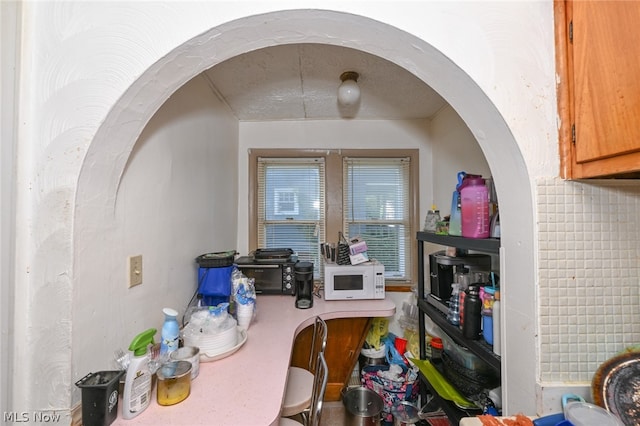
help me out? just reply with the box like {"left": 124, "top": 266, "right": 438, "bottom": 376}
{"left": 294, "top": 261, "right": 314, "bottom": 309}
{"left": 235, "top": 248, "right": 298, "bottom": 295}
{"left": 427, "top": 251, "right": 491, "bottom": 314}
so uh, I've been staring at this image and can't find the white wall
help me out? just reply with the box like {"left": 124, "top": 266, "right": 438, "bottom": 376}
{"left": 70, "top": 76, "right": 239, "bottom": 408}
{"left": 1, "top": 0, "right": 19, "bottom": 414}
{"left": 8, "top": 2, "right": 543, "bottom": 417}
{"left": 237, "top": 111, "right": 490, "bottom": 343}
{"left": 236, "top": 111, "right": 494, "bottom": 388}
{"left": 238, "top": 118, "right": 435, "bottom": 254}
{"left": 237, "top": 107, "right": 491, "bottom": 255}
{"left": 430, "top": 106, "right": 492, "bottom": 211}
{"left": 534, "top": 178, "right": 640, "bottom": 411}
{"left": 9, "top": 1, "right": 640, "bottom": 421}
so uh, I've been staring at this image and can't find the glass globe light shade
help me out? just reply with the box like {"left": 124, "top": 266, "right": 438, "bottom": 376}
{"left": 338, "top": 77, "right": 360, "bottom": 107}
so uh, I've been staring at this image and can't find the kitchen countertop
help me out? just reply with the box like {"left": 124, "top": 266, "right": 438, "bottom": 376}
{"left": 111, "top": 295, "right": 396, "bottom": 426}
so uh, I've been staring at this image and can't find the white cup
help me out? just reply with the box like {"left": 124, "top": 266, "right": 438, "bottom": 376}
{"left": 237, "top": 302, "right": 254, "bottom": 329}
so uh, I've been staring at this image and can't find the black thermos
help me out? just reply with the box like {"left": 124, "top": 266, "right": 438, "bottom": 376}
{"left": 462, "top": 283, "right": 482, "bottom": 339}
{"left": 294, "top": 262, "right": 314, "bottom": 309}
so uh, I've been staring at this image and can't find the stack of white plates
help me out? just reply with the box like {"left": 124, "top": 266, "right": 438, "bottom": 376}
{"left": 183, "top": 319, "right": 238, "bottom": 357}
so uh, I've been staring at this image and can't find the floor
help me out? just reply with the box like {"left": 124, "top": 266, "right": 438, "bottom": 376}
{"left": 319, "top": 401, "right": 346, "bottom": 425}
{"left": 318, "top": 398, "right": 453, "bottom": 426}
{"left": 312, "top": 366, "right": 452, "bottom": 425}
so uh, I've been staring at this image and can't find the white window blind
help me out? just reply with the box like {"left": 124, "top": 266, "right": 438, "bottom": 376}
{"left": 257, "top": 158, "right": 326, "bottom": 272}
{"left": 343, "top": 157, "right": 412, "bottom": 280}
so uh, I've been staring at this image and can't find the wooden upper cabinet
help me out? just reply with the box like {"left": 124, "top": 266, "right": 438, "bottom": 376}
{"left": 555, "top": 1, "right": 640, "bottom": 178}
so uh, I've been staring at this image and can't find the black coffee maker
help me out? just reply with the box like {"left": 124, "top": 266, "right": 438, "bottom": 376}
{"left": 294, "top": 262, "right": 314, "bottom": 309}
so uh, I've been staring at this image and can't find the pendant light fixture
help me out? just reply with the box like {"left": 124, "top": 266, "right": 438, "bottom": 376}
{"left": 337, "top": 71, "right": 360, "bottom": 107}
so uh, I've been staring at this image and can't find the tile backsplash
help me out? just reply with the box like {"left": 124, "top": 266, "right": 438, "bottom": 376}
{"left": 536, "top": 178, "right": 640, "bottom": 382}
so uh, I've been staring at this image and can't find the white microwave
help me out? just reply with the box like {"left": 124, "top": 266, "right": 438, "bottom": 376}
{"left": 323, "top": 263, "right": 385, "bottom": 300}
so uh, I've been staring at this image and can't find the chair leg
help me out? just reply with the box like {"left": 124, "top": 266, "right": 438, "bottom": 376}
{"left": 300, "top": 410, "right": 309, "bottom": 426}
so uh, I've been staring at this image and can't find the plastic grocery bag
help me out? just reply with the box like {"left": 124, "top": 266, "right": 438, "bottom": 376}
{"left": 365, "top": 318, "right": 389, "bottom": 350}
{"left": 383, "top": 333, "right": 406, "bottom": 367}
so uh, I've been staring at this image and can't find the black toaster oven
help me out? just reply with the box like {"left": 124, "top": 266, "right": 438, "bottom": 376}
{"left": 235, "top": 248, "right": 298, "bottom": 295}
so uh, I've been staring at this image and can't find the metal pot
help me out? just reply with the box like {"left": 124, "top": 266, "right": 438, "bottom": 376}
{"left": 342, "top": 386, "right": 383, "bottom": 426}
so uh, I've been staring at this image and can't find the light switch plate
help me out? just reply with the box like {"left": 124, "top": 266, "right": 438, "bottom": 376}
{"left": 128, "top": 255, "right": 143, "bottom": 288}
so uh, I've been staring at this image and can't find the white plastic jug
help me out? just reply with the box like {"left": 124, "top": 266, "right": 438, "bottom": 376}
{"left": 460, "top": 176, "right": 490, "bottom": 239}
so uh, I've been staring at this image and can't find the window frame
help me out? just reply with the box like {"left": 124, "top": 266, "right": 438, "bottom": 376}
{"left": 248, "top": 148, "right": 419, "bottom": 288}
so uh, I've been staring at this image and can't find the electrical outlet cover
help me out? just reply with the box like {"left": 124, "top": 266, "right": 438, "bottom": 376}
{"left": 128, "top": 255, "right": 143, "bottom": 287}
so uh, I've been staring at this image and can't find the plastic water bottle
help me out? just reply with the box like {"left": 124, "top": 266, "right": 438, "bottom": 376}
{"left": 458, "top": 286, "right": 466, "bottom": 331}
{"left": 460, "top": 176, "right": 490, "bottom": 239}
{"left": 449, "top": 190, "right": 462, "bottom": 236}
{"left": 160, "top": 307, "right": 179, "bottom": 355}
{"left": 447, "top": 283, "right": 461, "bottom": 326}
{"left": 462, "top": 284, "right": 482, "bottom": 339}
{"left": 481, "top": 286, "right": 495, "bottom": 345}
{"left": 449, "top": 171, "right": 466, "bottom": 236}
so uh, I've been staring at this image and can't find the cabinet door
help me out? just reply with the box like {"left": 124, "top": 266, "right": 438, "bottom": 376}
{"left": 556, "top": 1, "right": 640, "bottom": 178}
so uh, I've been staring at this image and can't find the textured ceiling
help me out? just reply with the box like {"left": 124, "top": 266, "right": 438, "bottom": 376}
{"left": 202, "top": 43, "right": 447, "bottom": 121}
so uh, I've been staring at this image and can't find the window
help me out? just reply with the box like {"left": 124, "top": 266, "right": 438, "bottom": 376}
{"left": 250, "top": 149, "right": 417, "bottom": 284}
{"left": 343, "top": 157, "right": 411, "bottom": 280}
{"left": 274, "top": 189, "right": 299, "bottom": 216}
{"left": 257, "top": 158, "right": 325, "bottom": 269}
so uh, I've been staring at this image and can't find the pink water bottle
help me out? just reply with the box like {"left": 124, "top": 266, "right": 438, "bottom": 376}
{"left": 460, "top": 176, "right": 490, "bottom": 238}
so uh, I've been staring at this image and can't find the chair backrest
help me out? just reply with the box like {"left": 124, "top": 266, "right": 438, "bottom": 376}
{"left": 308, "top": 316, "right": 328, "bottom": 373}
{"left": 308, "top": 351, "right": 328, "bottom": 426}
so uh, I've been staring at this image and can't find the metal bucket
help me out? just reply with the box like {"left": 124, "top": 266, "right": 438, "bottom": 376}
{"left": 342, "top": 386, "right": 383, "bottom": 426}
{"left": 392, "top": 401, "right": 421, "bottom": 426}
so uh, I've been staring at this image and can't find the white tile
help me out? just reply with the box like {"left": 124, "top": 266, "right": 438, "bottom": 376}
{"left": 536, "top": 178, "right": 640, "bottom": 382}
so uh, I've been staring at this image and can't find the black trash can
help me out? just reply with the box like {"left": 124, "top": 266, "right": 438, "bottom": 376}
{"left": 75, "top": 370, "right": 125, "bottom": 426}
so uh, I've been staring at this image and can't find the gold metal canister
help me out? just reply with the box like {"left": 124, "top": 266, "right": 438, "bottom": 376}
{"left": 156, "top": 360, "right": 192, "bottom": 406}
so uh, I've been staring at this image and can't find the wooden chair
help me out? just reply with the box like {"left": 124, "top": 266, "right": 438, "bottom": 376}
{"left": 280, "top": 351, "right": 328, "bottom": 426}
{"left": 280, "top": 316, "right": 328, "bottom": 423}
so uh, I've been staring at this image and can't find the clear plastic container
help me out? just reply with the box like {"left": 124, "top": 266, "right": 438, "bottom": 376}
{"left": 424, "top": 206, "right": 441, "bottom": 232}
{"left": 440, "top": 332, "right": 493, "bottom": 374}
{"left": 449, "top": 190, "right": 462, "bottom": 236}
{"left": 564, "top": 401, "right": 624, "bottom": 426}
{"left": 447, "top": 283, "right": 461, "bottom": 326}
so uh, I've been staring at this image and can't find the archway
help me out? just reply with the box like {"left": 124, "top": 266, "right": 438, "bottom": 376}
{"left": 74, "top": 9, "right": 535, "bottom": 414}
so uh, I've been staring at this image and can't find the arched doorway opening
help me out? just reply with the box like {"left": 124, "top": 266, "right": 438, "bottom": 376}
{"left": 74, "top": 9, "right": 535, "bottom": 414}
